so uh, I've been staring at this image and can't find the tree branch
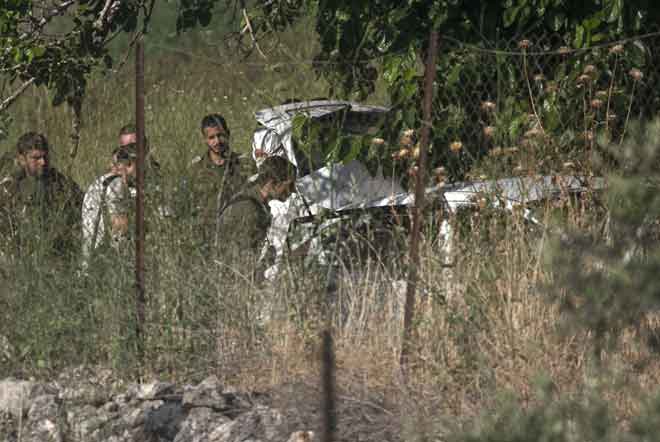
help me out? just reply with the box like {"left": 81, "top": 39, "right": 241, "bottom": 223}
{"left": 241, "top": 8, "right": 267, "bottom": 59}
{"left": 0, "top": 78, "right": 35, "bottom": 113}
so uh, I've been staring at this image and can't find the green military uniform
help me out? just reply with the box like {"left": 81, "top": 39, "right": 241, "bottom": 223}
{"left": 216, "top": 184, "right": 272, "bottom": 253}
{"left": 215, "top": 183, "right": 273, "bottom": 283}
{"left": 0, "top": 164, "right": 83, "bottom": 260}
{"left": 189, "top": 151, "right": 248, "bottom": 248}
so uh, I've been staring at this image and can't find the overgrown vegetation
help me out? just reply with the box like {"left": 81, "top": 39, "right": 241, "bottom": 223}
{"left": 3, "top": 1, "right": 660, "bottom": 441}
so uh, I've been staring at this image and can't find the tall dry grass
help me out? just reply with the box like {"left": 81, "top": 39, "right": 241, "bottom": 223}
{"left": 2, "top": 18, "right": 660, "bottom": 441}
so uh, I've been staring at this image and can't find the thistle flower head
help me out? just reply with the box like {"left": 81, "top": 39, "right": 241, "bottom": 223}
{"left": 450, "top": 141, "right": 463, "bottom": 152}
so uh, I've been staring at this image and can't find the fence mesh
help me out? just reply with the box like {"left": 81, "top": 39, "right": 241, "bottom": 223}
{"left": 2, "top": 24, "right": 660, "bottom": 394}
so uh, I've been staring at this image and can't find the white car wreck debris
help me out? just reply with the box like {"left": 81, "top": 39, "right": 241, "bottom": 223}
{"left": 249, "top": 100, "right": 604, "bottom": 281}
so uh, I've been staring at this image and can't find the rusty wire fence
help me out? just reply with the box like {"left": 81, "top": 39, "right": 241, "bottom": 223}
{"left": 428, "top": 27, "right": 660, "bottom": 181}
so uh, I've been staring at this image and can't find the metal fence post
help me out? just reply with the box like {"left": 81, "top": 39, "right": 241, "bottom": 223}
{"left": 135, "top": 36, "right": 146, "bottom": 373}
{"left": 401, "top": 30, "right": 439, "bottom": 370}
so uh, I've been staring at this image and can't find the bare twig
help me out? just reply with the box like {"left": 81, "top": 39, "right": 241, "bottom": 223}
{"left": 68, "top": 97, "right": 82, "bottom": 159}
{"left": 241, "top": 8, "right": 267, "bottom": 59}
{"left": 0, "top": 78, "right": 35, "bottom": 113}
{"left": 112, "top": 31, "right": 144, "bottom": 72}
{"left": 94, "top": 0, "right": 117, "bottom": 30}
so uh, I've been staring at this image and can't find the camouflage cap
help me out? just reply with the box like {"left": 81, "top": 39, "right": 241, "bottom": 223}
{"left": 257, "top": 155, "right": 297, "bottom": 184}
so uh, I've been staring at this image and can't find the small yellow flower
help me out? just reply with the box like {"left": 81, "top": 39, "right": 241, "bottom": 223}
{"left": 629, "top": 68, "right": 643, "bottom": 81}
{"left": 480, "top": 101, "right": 496, "bottom": 112}
{"left": 489, "top": 147, "right": 503, "bottom": 157}
{"left": 524, "top": 127, "right": 543, "bottom": 138}
{"left": 583, "top": 65, "right": 597, "bottom": 75}
{"left": 609, "top": 44, "right": 624, "bottom": 55}
{"left": 449, "top": 141, "right": 463, "bottom": 152}
{"left": 577, "top": 74, "right": 591, "bottom": 84}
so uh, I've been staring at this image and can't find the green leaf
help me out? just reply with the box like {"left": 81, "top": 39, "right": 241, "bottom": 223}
{"left": 574, "top": 24, "right": 584, "bottom": 48}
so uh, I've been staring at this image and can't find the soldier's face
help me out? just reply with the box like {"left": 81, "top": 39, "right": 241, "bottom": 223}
{"left": 19, "top": 149, "right": 49, "bottom": 177}
{"left": 204, "top": 126, "right": 229, "bottom": 155}
{"left": 119, "top": 133, "right": 137, "bottom": 148}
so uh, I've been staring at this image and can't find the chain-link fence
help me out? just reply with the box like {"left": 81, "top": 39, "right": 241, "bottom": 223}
{"left": 430, "top": 27, "right": 660, "bottom": 180}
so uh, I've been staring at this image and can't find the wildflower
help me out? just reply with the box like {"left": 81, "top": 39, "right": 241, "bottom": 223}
{"left": 449, "top": 141, "right": 463, "bottom": 152}
{"left": 590, "top": 99, "right": 604, "bottom": 109}
{"left": 399, "top": 130, "right": 415, "bottom": 147}
{"left": 583, "top": 65, "right": 597, "bottom": 75}
{"left": 518, "top": 39, "right": 531, "bottom": 50}
{"left": 371, "top": 137, "right": 385, "bottom": 146}
{"left": 481, "top": 101, "right": 496, "bottom": 112}
{"left": 583, "top": 130, "right": 594, "bottom": 141}
{"left": 558, "top": 46, "right": 571, "bottom": 55}
{"left": 524, "top": 127, "right": 543, "bottom": 138}
{"left": 629, "top": 68, "right": 643, "bottom": 81}
{"left": 577, "top": 74, "right": 591, "bottom": 84}
{"left": 398, "top": 148, "right": 410, "bottom": 159}
{"left": 412, "top": 146, "right": 421, "bottom": 159}
{"left": 609, "top": 44, "right": 624, "bottom": 55}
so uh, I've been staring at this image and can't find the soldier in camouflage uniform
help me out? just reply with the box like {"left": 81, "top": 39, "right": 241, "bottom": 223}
{"left": 0, "top": 132, "right": 83, "bottom": 262}
{"left": 216, "top": 155, "right": 296, "bottom": 278}
{"left": 188, "top": 114, "right": 250, "bottom": 251}
{"left": 81, "top": 124, "right": 161, "bottom": 264}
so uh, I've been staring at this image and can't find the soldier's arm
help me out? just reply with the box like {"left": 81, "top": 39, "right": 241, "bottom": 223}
{"left": 217, "top": 200, "right": 262, "bottom": 252}
{"left": 106, "top": 179, "right": 131, "bottom": 238}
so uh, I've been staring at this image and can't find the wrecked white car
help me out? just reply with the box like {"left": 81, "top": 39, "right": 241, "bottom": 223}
{"left": 249, "top": 100, "right": 604, "bottom": 280}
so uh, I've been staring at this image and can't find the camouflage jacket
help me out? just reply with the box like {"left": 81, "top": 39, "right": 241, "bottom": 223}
{"left": 0, "top": 166, "right": 83, "bottom": 259}
{"left": 216, "top": 185, "right": 272, "bottom": 258}
{"left": 188, "top": 151, "right": 248, "bottom": 242}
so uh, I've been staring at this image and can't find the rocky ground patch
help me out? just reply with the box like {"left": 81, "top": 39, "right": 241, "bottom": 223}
{"left": 0, "top": 366, "right": 398, "bottom": 442}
